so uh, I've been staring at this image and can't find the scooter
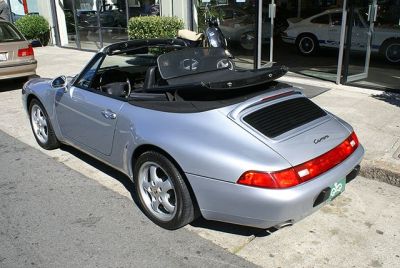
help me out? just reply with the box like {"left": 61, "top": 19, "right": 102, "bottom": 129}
{"left": 177, "top": 5, "right": 232, "bottom": 57}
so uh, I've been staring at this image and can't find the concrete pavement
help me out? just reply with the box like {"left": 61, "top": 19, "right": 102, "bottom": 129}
{"left": 0, "top": 46, "right": 399, "bottom": 267}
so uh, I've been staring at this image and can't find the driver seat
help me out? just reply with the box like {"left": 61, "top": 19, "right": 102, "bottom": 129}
{"left": 143, "top": 66, "right": 167, "bottom": 89}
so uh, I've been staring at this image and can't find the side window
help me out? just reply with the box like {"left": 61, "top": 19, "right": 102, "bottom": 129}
{"left": 75, "top": 55, "right": 103, "bottom": 89}
{"left": 354, "top": 14, "right": 365, "bottom": 27}
{"left": 331, "top": 13, "right": 343, "bottom": 26}
{"left": 311, "top": 15, "right": 330, "bottom": 25}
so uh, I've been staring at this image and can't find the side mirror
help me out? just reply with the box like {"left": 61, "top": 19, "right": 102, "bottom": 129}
{"left": 51, "top": 75, "right": 67, "bottom": 88}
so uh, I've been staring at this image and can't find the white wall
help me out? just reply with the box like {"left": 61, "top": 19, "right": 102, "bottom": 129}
{"left": 161, "top": 0, "right": 191, "bottom": 29}
{"left": 36, "top": 1, "right": 56, "bottom": 44}
{"left": 55, "top": 0, "right": 69, "bottom": 46}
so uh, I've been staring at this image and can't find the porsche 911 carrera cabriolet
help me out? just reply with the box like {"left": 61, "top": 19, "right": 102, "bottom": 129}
{"left": 22, "top": 39, "right": 364, "bottom": 230}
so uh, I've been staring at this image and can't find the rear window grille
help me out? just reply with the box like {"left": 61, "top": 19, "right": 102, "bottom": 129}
{"left": 243, "top": 97, "right": 326, "bottom": 138}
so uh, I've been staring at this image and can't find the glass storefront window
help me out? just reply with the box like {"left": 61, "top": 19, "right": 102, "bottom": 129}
{"left": 347, "top": 0, "right": 400, "bottom": 90}
{"left": 195, "top": 0, "right": 257, "bottom": 69}
{"left": 56, "top": 0, "right": 160, "bottom": 50}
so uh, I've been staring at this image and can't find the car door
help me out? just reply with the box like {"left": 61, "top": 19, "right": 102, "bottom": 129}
{"left": 309, "top": 14, "right": 331, "bottom": 47}
{"left": 54, "top": 55, "right": 125, "bottom": 156}
{"left": 327, "top": 12, "right": 342, "bottom": 48}
{"left": 350, "top": 11, "right": 369, "bottom": 52}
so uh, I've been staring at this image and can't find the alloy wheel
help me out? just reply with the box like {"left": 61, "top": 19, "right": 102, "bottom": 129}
{"left": 138, "top": 161, "right": 177, "bottom": 221}
{"left": 299, "top": 36, "right": 315, "bottom": 54}
{"left": 31, "top": 104, "right": 49, "bottom": 144}
{"left": 386, "top": 43, "right": 400, "bottom": 63}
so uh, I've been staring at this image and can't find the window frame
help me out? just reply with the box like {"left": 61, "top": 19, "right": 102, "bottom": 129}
{"left": 310, "top": 15, "right": 330, "bottom": 25}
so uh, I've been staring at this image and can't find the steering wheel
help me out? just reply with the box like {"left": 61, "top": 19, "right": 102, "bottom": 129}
{"left": 99, "top": 69, "right": 132, "bottom": 97}
{"left": 216, "top": 59, "right": 234, "bottom": 70}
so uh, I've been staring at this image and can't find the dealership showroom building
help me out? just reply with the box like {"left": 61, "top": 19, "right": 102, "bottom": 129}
{"left": 7, "top": 0, "right": 400, "bottom": 90}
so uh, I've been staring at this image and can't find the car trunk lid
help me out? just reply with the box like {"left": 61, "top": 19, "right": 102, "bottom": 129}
{"left": 0, "top": 41, "right": 34, "bottom": 64}
{"left": 227, "top": 89, "right": 352, "bottom": 167}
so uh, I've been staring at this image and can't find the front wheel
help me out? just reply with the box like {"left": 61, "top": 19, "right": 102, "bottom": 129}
{"left": 29, "top": 99, "right": 60, "bottom": 150}
{"left": 134, "top": 151, "right": 195, "bottom": 230}
{"left": 296, "top": 34, "right": 319, "bottom": 56}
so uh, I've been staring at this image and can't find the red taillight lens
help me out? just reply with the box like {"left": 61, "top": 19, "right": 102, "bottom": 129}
{"left": 237, "top": 132, "right": 360, "bottom": 189}
{"left": 18, "top": 44, "right": 34, "bottom": 57}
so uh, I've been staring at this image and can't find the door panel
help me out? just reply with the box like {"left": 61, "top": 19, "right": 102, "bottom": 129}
{"left": 55, "top": 86, "right": 124, "bottom": 156}
{"left": 341, "top": 0, "right": 377, "bottom": 83}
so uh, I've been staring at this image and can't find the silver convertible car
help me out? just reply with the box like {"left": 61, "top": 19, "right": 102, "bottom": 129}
{"left": 22, "top": 39, "right": 364, "bottom": 230}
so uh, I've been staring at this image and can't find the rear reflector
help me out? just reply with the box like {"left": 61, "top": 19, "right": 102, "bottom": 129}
{"left": 237, "top": 132, "right": 359, "bottom": 189}
{"left": 18, "top": 44, "right": 34, "bottom": 57}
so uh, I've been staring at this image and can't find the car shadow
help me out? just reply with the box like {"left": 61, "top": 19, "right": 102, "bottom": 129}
{"left": 0, "top": 75, "right": 41, "bottom": 92}
{"left": 190, "top": 217, "right": 280, "bottom": 238}
{"left": 59, "top": 144, "right": 284, "bottom": 236}
{"left": 372, "top": 91, "right": 400, "bottom": 108}
{"left": 59, "top": 144, "right": 141, "bottom": 208}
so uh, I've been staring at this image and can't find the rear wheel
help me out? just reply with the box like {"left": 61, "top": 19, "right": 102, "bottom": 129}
{"left": 134, "top": 151, "right": 195, "bottom": 230}
{"left": 382, "top": 39, "right": 400, "bottom": 63}
{"left": 29, "top": 99, "right": 60, "bottom": 150}
{"left": 296, "top": 34, "right": 319, "bottom": 56}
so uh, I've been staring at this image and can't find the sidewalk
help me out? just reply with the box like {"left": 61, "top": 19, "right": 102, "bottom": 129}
{"left": 34, "top": 46, "right": 400, "bottom": 187}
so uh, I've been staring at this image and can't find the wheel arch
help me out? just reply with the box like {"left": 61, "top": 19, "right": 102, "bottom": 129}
{"left": 295, "top": 32, "right": 319, "bottom": 44}
{"left": 379, "top": 37, "right": 400, "bottom": 53}
{"left": 26, "top": 94, "right": 39, "bottom": 113}
{"left": 130, "top": 144, "right": 201, "bottom": 217}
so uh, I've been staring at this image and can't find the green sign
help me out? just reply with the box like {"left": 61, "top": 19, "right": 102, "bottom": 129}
{"left": 328, "top": 178, "right": 346, "bottom": 201}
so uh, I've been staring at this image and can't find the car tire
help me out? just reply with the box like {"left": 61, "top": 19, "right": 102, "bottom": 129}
{"left": 381, "top": 39, "right": 400, "bottom": 64}
{"left": 29, "top": 99, "right": 60, "bottom": 150}
{"left": 134, "top": 151, "right": 195, "bottom": 230}
{"left": 296, "top": 34, "right": 319, "bottom": 56}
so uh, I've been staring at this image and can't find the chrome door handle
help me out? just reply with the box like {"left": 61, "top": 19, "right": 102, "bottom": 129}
{"left": 101, "top": 109, "right": 117, "bottom": 119}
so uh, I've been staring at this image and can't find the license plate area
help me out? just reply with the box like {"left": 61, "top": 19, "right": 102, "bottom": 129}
{"left": 0, "top": 52, "right": 7, "bottom": 61}
{"left": 328, "top": 178, "right": 346, "bottom": 201}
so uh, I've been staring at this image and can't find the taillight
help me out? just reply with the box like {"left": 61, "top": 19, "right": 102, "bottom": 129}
{"left": 237, "top": 132, "right": 359, "bottom": 189}
{"left": 18, "top": 44, "right": 34, "bottom": 57}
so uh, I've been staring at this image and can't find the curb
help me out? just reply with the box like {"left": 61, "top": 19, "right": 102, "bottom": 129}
{"left": 360, "top": 162, "right": 400, "bottom": 188}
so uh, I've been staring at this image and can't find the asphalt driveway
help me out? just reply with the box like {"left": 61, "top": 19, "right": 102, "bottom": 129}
{"left": 0, "top": 129, "right": 254, "bottom": 267}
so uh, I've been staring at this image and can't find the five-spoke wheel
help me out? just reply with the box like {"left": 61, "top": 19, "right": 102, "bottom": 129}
{"left": 134, "top": 151, "right": 195, "bottom": 230}
{"left": 29, "top": 99, "right": 59, "bottom": 150}
{"left": 138, "top": 162, "right": 177, "bottom": 221}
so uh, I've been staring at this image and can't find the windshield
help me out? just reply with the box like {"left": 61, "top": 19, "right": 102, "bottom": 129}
{"left": 157, "top": 47, "right": 233, "bottom": 80}
{"left": 0, "top": 22, "right": 24, "bottom": 42}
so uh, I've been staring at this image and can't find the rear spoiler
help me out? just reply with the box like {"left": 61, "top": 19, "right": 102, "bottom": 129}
{"left": 203, "top": 66, "right": 288, "bottom": 90}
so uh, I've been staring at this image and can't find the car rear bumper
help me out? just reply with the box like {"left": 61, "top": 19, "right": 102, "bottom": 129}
{"left": 186, "top": 145, "right": 364, "bottom": 229}
{"left": 0, "top": 60, "right": 37, "bottom": 80}
{"left": 281, "top": 36, "right": 296, "bottom": 44}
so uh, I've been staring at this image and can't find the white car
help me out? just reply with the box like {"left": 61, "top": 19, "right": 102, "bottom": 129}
{"left": 281, "top": 8, "right": 400, "bottom": 63}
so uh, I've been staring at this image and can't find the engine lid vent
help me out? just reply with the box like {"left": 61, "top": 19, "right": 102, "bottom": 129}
{"left": 243, "top": 97, "right": 327, "bottom": 138}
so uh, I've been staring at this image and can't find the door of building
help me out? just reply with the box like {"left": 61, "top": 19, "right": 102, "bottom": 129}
{"left": 258, "top": 0, "right": 275, "bottom": 68}
{"left": 338, "top": 0, "right": 378, "bottom": 83}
